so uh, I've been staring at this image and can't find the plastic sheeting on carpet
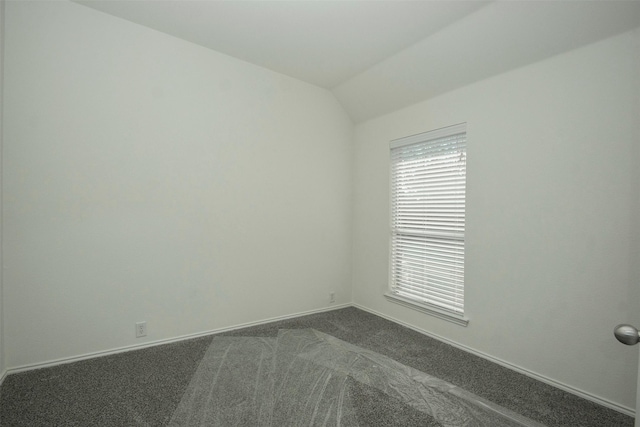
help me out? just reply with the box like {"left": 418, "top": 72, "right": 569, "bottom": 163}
{"left": 169, "top": 329, "right": 545, "bottom": 427}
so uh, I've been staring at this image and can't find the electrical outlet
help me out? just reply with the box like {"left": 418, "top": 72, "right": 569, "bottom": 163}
{"left": 136, "top": 321, "right": 147, "bottom": 338}
{"left": 330, "top": 292, "right": 336, "bottom": 304}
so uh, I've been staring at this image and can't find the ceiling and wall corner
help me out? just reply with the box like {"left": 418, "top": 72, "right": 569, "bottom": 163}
{"left": 73, "top": 0, "right": 640, "bottom": 123}
{"left": 72, "top": 0, "right": 489, "bottom": 90}
{"left": 333, "top": 1, "right": 640, "bottom": 122}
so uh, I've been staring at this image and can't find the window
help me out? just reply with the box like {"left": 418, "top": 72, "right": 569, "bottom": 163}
{"left": 386, "top": 123, "right": 468, "bottom": 326}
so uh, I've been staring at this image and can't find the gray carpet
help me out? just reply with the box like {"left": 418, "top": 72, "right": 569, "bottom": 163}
{"left": 168, "top": 329, "right": 540, "bottom": 426}
{"left": 0, "top": 307, "right": 634, "bottom": 426}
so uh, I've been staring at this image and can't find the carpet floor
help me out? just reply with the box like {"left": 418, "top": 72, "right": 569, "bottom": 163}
{"left": 0, "top": 307, "right": 633, "bottom": 426}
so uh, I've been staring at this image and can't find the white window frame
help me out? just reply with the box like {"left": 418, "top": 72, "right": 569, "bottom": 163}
{"left": 385, "top": 123, "right": 469, "bottom": 326}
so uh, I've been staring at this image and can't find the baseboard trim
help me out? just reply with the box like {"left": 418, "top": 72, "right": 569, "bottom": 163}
{"left": 0, "top": 369, "right": 7, "bottom": 387}
{"left": 5, "top": 303, "right": 351, "bottom": 376}
{"left": 5, "top": 302, "right": 634, "bottom": 418}
{"left": 353, "top": 303, "right": 635, "bottom": 418}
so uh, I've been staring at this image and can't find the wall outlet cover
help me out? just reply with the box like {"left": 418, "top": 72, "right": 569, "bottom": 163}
{"left": 136, "top": 321, "right": 147, "bottom": 338}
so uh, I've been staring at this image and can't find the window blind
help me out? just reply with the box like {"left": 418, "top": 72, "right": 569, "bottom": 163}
{"left": 390, "top": 124, "right": 466, "bottom": 314}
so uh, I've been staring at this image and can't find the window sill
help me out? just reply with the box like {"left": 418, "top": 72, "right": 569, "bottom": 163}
{"left": 384, "top": 293, "right": 469, "bottom": 327}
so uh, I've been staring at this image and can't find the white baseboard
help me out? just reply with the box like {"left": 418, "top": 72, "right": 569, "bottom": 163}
{"left": 4, "top": 301, "right": 633, "bottom": 418}
{"left": 5, "top": 303, "right": 351, "bottom": 375}
{"left": 0, "top": 369, "right": 7, "bottom": 387}
{"left": 353, "top": 303, "right": 635, "bottom": 418}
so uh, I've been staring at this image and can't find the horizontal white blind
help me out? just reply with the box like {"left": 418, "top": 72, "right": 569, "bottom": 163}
{"left": 390, "top": 125, "right": 466, "bottom": 314}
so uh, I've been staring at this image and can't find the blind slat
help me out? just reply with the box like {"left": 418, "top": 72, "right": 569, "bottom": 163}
{"left": 390, "top": 124, "right": 466, "bottom": 315}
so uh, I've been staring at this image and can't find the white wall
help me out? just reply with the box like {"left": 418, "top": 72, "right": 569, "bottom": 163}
{"left": 0, "top": 0, "right": 5, "bottom": 380}
{"left": 3, "top": 1, "right": 353, "bottom": 368}
{"left": 352, "top": 29, "right": 640, "bottom": 411}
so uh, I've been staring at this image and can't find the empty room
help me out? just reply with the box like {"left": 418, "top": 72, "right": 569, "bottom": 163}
{"left": 0, "top": 0, "right": 639, "bottom": 425}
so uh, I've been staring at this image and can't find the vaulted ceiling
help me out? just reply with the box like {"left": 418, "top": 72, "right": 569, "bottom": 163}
{"left": 75, "top": 0, "right": 640, "bottom": 123}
